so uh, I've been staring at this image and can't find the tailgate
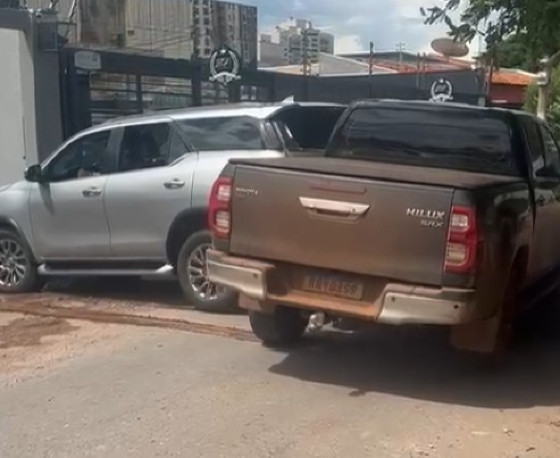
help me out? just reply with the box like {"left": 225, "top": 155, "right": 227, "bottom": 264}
{"left": 230, "top": 166, "right": 454, "bottom": 286}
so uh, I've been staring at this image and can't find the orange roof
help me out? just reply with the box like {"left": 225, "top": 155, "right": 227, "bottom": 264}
{"left": 491, "top": 71, "right": 535, "bottom": 86}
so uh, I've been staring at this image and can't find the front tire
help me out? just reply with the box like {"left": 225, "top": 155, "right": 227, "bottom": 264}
{"left": 249, "top": 307, "right": 309, "bottom": 347}
{"left": 176, "top": 230, "right": 238, "bottom": 313}
{"left": 0, "top": 229, "right": 42, "bottom": 294}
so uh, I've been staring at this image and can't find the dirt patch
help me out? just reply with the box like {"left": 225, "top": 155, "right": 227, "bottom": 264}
{"left": 0, "top": 313, "right": 154, "bottom": 386}
{"left": 0, "top": 316, "right": 79, "bottom": 350}
{"left": 0, "top": 302, "right": 255, "bottom": 343}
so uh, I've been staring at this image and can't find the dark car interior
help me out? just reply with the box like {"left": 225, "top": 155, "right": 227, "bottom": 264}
{"left": 271, "top": 106, "right": 346, "bottom": 156}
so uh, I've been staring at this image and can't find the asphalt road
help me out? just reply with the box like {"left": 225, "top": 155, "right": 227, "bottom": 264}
{"left": 2, "top": 306, "right": 560, "bottom": 458}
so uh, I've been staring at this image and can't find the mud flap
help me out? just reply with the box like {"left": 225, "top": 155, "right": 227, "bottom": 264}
{"left": 450, "top": 311, "right": 503, "bottom": 353}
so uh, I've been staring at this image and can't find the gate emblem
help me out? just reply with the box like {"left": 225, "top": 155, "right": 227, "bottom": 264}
{"left": 430, "top": 78, "right": 454, "bottom": 103}
{"left": 209, "top": 47, "right": 242, "bottom": 85}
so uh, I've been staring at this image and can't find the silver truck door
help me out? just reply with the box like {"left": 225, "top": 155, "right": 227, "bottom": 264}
{"left": 29, "top": 129, "right": 117, "bottom": 259}
{"left": 104, "top": 122, "right": 195, "bottom": 260}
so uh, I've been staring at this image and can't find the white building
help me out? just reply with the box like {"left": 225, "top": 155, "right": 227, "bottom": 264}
{"left": 260, "top": 17, "right": 335, "bottom": 67}
{"left": 259, "top": 52, "right": 395, "bottom": 77}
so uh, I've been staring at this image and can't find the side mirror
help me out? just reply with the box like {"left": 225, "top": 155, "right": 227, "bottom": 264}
{"left": 24, "top": 164, "right": 45, "bottom": 183}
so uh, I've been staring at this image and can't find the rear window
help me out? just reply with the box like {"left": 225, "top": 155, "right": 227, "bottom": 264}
{"left": 327, "top": 107, "right": 519, "bottom": 176}
{"left": 176, "top": 116, "right": 264, "bottom": 151}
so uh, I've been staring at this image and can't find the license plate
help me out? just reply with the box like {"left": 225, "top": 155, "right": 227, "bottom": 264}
{"left": 302, "top": 275, "right": 364, "bottom": 301}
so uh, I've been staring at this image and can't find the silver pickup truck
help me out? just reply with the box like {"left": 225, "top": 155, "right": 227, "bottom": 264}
{"left": 0, "top": 102, "right": 344, "bottom": 312}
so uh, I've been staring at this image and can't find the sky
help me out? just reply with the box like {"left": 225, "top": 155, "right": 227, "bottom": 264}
{"left": 243, "top": 0, "right": 481, "bottom": 56}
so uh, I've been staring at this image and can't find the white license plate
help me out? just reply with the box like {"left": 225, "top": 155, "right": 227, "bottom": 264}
{"left": 302, "top": 275, "right": 364, "bottom": 301}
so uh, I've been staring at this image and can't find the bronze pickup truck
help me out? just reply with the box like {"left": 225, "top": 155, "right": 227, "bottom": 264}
{"left": 207, "top": 100, "right": 560, "bottom": 358}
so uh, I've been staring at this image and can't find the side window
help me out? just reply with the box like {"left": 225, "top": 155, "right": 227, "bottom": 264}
{"left": 263, "top": 122, "right": 283, "bottom": 151}
{"left": 118, "top": 123, "right": 171, "bottom": 172}
{"left": 521, "top": 118, "right": 545, "bottom": 175}
{"left": 176, "top": 117, "right": 264, "bottom": 151}
{"left": 47, "top": 130, "right": 111, "bottom": 182}
{"left": 272, "top": 121, "right": 300, "bottom": 151}
{"left": 539, "top": 124, "right": 560, "bottom": 177}
{"left": 276, "top": 107, "right": 345, "bottom": 150}
{"left": 168, "top": 130, "right": 190, "bottom": 164}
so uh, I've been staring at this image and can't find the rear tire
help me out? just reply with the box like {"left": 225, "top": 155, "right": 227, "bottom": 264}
{"left": 0, "top": 229, "right": 43, "bottom": 294}
{"left": 176, "top": 230, "right": 238, "bottom": 313}
{"left": 249, "top": 307, "right": 309, "bottom": 347}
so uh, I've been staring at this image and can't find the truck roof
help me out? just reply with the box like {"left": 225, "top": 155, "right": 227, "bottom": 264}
{"left": 350, "top": 99, "right": 529, "bottom": 118}
{"left": 101, "top": 101, "right": 344, "bottom": 128}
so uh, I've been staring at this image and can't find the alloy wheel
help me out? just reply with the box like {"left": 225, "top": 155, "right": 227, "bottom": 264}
{"left": 0, "top": 238, "right": 28, "bottom": 288}
{"left": 187, "top": 243, "right": 227, "bottom": 302}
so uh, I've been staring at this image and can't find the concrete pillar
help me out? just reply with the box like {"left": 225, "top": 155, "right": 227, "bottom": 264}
{"left": 0, "top": 25, "right": 37, "bottom": 185}
{"left": 0, "top": 8, "right": 63, "bottom": 185}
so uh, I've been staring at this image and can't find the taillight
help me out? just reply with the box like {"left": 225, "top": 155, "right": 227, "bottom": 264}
{"left": 445, "top": 206, "right": 478, "bottom": 274}
{"left": 208, "top": 177, "right": 232, "bottom": 239}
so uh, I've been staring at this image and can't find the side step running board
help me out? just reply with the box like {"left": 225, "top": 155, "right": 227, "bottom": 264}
{"left": 37, "top": 264, "right": 175, "bottom": 278}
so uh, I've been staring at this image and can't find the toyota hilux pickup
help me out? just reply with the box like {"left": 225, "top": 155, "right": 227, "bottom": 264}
{"left": 207, "top": 100, "right": 560, "bottom": 357}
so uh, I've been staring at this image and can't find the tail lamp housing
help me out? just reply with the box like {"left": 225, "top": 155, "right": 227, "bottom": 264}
{"left": 445, "top": 206, "right": 478, "bottom": 274}
{"left": 208, "top": 177, "right": 232, "bottom": 239}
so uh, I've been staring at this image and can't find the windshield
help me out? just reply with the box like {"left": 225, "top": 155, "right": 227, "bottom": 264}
{"left": 327, "top": 107, "right": 520, "bottom": 176}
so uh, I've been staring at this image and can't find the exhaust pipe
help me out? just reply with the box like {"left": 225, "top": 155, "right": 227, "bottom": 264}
{"left": 308, "top": 312, "right": 326, "bottom": 332}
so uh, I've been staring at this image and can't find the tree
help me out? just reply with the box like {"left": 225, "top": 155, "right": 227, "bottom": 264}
{"left": 525, "top": 65, "right": 560, "bottom": 138}
{"left": 490, "top": 34, "right": 533, "bottom": 71}
{"left": 421, "top": 0, "right": 560, "bottom": 69}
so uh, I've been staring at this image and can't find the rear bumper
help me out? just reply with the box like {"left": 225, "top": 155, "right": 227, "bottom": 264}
{"left": 207, "top": 250, "right": 479, "bottom": 326}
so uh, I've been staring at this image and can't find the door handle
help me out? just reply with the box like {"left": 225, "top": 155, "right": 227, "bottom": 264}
{"left": 164, "top": 179, "right": 186, "bottom": 190}
{"left": 82, "top": 187, "right": 102, "bottom": 198}
{"left": 299, "top": 197, "right": 371, "bottom": 222}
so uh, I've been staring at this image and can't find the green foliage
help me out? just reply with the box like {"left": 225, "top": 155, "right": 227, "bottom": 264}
{"left": 548, "top": 102, "right": 560, "bottom": 138}
{"left": 525, "top": 65, "right": 560, "bottom": 138}
{"left": 421, "top": 0, "right": 560, "bottom": 69}
{"left": 489, "top": 34, "right": 534, "bottom": 71}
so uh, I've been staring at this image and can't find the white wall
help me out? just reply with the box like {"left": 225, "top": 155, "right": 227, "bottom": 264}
{"left": 259, "top": 40, "right": 287, "bottom": 67}
{"left": 0, "top": 28, "right": 37, "bottom": 186}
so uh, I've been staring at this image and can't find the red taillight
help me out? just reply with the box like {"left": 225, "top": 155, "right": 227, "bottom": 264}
{"left": 208, "top": 177, "right": 232, "bottom": 239}
{"left": 445, "top": 206, "right": 478, "bottom": 274}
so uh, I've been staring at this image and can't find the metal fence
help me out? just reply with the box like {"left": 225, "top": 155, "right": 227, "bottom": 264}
{"left": 59, "top": 47, "right": 486, "bottom": 139}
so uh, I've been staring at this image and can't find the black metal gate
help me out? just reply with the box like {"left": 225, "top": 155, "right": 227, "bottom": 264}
{"left": 59, "top": 48, "right": 276, "bottom": 139}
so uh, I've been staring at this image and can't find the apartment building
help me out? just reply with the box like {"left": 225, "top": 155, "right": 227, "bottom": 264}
{"left": 191, "top": 0, "right": 257, "bottom": 66}
{"left": 124, "top": 0, "right": 194, "bottom": 58}
{"left": 260, "top": 17, "right": 334, "bottom": 67}
{"left": 27, "top": 0, "right": 257, "bottom": 64}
